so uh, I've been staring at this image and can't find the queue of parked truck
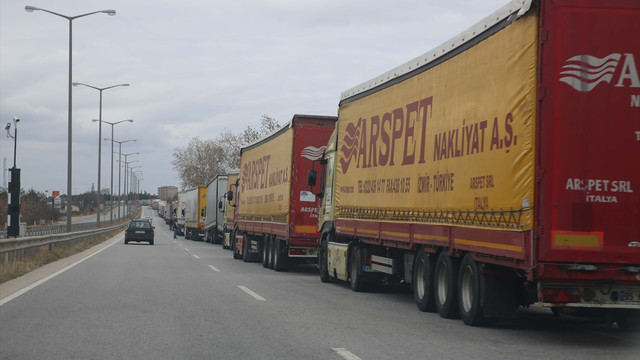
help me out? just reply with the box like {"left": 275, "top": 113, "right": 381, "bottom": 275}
{"left": 155, "top": 0, "right": 640, "bottom": 328}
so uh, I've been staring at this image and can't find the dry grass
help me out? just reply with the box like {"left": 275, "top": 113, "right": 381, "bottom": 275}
{"left": 0, "top": 228, "right": 123, "bottom": 283}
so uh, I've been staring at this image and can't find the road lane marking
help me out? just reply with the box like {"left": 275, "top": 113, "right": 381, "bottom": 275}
{"left": 0, "top": 236, "right": 121, "bottom": 307}
{"left": 238, "top": 285, "right": 266, "bottom": 301}
{"left": 192, "top": 254, "right": 200, "bottom": 259}
{"left": 332, "top": 348, "right": 362, "bottom": 360}
{"left": 208, "top": 265, "right": 220, "bottom": 272}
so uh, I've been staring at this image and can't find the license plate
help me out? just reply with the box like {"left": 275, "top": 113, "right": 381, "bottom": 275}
{"left": 135, "top": 231, "right": 145, "bottom": 234}
{"left": 619, "top": 290, "right": 639, "bottom": 302}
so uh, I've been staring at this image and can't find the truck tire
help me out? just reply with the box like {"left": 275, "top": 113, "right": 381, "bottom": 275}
{"left": 413, "top": 249, "right": 435, "bottom": 312}
{"left": 242, "top": 235, "right": 250, "bottom": 262}
{"left": 458, "top": 254, "right": 485, "bottom": 325}
{"left": 435, "top": 251, "right": 460, "bottom": 319}
{"left": 318, "top": 237, "right": 330, "bottom": 283}
{"left": 273, "top": 239, "right": 286, "bottom": 272}
{"left": 349, "top": 247, "right": 365, "bottom": 292}
{"left": 269, "top": 237, "right": 276, "bottom": 269}
{"left": 262, "top": 235, "right": 271, "bottom": 268}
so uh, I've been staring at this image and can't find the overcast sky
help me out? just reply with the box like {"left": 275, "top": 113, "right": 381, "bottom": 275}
{"left": 1, "top": 0, "right": 507, "bottom": 197}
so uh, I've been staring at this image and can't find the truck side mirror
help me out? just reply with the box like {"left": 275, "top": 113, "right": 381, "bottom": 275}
{"left": 218, "top": 200, "right": 223, "bottom": 210}
{"left": 227, "top": 190, "right": 234, "bottom": 202}
{"left": 308, "top": 170, "right": 317, "bottom": 187}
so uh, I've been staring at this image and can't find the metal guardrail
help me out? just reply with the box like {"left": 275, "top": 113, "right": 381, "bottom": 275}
{"left": 0, "top": 223, "right": 127, "bottom": 265}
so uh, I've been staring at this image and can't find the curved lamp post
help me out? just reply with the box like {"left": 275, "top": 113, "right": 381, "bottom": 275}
{"left": 98, "top": 120, "right": 133, "bottom": 221}
{"left": 74, "top": 82, "right": 129, "bottom": 226}
{"left": 26, "top": 5, "right": 116, "bottom": 232}
{"left": 106, "top": 139, "right": 136, "bottom": 219}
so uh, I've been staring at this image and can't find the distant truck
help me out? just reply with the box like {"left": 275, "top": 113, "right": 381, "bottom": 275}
{"left": 308, "top": 0, "right": 640, "bottom": 327}
{"left": 204, "top": 174, "right": 228, "bottom": 244}
{"left": 232, "top": 114, "right": 337, "bottom": 270}
{"left": 223, "top": 170, "right": 239, "bottom": 249}
{"left": 180, "top": 186, "right": 208, "bottom": 240}
{"left": 176, "top": 191, "right": 187, "bottom": 235}
{"left": 157, "top": 200, "right": 167, "bottom": 219}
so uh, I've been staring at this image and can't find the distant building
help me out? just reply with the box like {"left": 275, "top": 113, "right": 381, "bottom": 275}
{"left": 158, "top": 186, "right": 178, "bottom": 201}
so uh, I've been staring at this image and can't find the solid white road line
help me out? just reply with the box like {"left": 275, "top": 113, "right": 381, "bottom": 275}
{"left": 238, "top": 285, "right": 266, "bottom": 301}
{"left": 208, "top": 265, "right": 220, "bottom": 272}
{"left": 0, "top": 236, "right": 122, "bottom": 307}
{"left": 332, "top": 348, "right": 362, "bottom": 360}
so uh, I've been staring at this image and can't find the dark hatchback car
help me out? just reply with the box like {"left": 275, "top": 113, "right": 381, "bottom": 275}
{"left": 125, "top": 220, "right": 155, "bottom": 245}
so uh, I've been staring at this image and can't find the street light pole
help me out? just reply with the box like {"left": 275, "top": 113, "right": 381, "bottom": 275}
{"left": 74, "top": 82, "right": 129, "bottom": 226}
{"left": 105, "top": 139, "right": 136, "bottom": 219}
{"left": 122, "top": 158, "right": 139, "bottom": 215}
{"left": 101, "top": 120, "right": 133, "bottom": 222}
{"left": 26, "top": 6, "right": 116, "bottom": 232}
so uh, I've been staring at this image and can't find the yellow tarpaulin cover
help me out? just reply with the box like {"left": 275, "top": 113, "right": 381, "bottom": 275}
{"left": 238, "top": 129, "right": 293, "bottom": 223}
{"left": 335, "top": 12, "right": 538, "bottom": 230}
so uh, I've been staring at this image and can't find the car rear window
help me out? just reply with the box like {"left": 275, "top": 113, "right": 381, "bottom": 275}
{"left": 131, "top": 221, "right": 151, "bottom": 229}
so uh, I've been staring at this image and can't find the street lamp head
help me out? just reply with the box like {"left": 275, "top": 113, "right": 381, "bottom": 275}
{"left": 13, "top": 117, "right": 20, "bottom": 123}
{"left": 25, "top": 6, "right": 38, "bottom": 12}
{"left": 104, "top": 10, "right": 116, "bottom": 16}
{"left": 5, "top": 123, "right": 10, "bottom": 131}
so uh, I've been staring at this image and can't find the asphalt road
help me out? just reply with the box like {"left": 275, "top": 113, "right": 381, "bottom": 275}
{"left": 1, "top": 208, "right": 639, "bottom": 360}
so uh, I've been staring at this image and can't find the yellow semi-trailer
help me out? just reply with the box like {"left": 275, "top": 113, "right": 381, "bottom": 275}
{"left": 183, "top": 186, "right": 207, "bottom": 241}
{"left": 309, "top": 0, "right": 639, "bottom": 327}
{"left": 233, "top": 114, "right": 337, "bottom": 270}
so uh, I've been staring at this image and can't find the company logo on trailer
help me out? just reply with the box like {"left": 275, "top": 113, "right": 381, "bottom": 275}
{"left": 559, "top": 53, "right": 639, "bottom": 92}
{"left": 301, "top": 146, "right": 326, "bottom": 161}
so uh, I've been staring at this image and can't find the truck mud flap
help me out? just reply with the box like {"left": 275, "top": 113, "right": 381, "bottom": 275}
{"left": 481, "top": 270, "right": 517, "bottom": 319}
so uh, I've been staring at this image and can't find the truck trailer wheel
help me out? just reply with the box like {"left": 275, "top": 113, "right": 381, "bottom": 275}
{"left": 273, "top": 239, "right": 286, "bottom": 272}
{"left": 242, "top": 235, "right": 250, "bottom": 262}
{"left": 458, "top": 254, "right": 485, "bottom": 325}
{"left": 413, "top": 249, "right": 435, "bottom": 312}
{"left": 269, "top": 237, "right": 276, "bottom": 269}
{"left": 262, "top": 235, "right": 271, "bottom": 268}
{"left": 435, "top": 252, "right": 460, "bottom": 319}
{"left": 318, "top": 237, "right": 330, "bottom": 283}
{"left": 349, "top": 247, "right": 365, "bottom": 292}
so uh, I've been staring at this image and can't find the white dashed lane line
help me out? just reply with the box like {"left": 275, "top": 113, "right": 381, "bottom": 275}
{"left": 192, "top": 254, "right": 200, "bottom": 259}
{"left": 332, "top": 348, "right": 362, "bottom": 360}
{"left": 208, "top": 265, "right": 220, "bottom": 272}
{"left": 238, "top": 286, "right": 266, "bottom": 301}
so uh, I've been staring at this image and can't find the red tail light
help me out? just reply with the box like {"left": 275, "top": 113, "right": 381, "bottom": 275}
{"left": 541, "top": 288, "right": 581, "bottom": 303}
{"left": 290, "top": 248, "right": 306, "bottom": 256}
